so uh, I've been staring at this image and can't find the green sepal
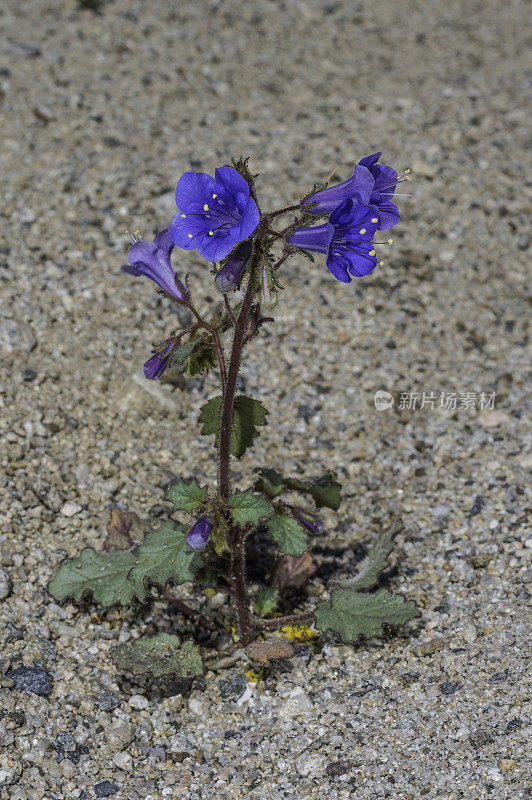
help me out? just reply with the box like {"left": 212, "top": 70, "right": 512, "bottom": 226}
{"left": 340, "top": 519, "right": 403, "bottom": 591}
{"left": 315, "top": 587, "right": 420, "bottom": 643}
{"left": 48, "top": 548, "right": 139, "bottom": 607}
{"left": 267, "top": 513, "right": 308, "bottom": 557}
{"left": 198, "top": 395, "right": 268, "bottom": 458}
{"left": 110, "top": 634, "right": 204, "bottom": 678}
{"left": 229, "top": 489, "right": 273, "bottom": 526}
{"left": 172, "top": 340, "right": 201, "bottom": 370}
{"left": 128, "top": 519, "right": 202, "bottom": 594}
{"left": 254, "top": 587, "right": 279, "bottom": 616}
{"left": 184, "top": 342, "right": 217, "bottom": 376}
{"left": 165, "top": 478, "right": 208, "bottom": 514}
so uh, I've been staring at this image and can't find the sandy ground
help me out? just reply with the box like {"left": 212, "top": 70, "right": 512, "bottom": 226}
{"left": 0, "top": 0, "right": 530, "bottom": 798}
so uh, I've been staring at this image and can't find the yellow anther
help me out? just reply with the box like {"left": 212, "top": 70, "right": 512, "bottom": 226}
{"left": 212, "top": 193, "right": 217, "bottom": 199}
{"left": 359, "top": 228, "right": 366, "bottom": 234}
{"left": 379, "top": 260, "right": 384, "bottom": 266}
{"left": 187, "top": 233, "right": 193, "bottom": 239}
{"left": 203, "top": 204, "right": 209, "bottom": 211}
{"left": 387, "top": 238, "right": 394, "bottom": 244}
{"left": 181, "top": 213, "right": 186, "bottom": 218}
{"left": 369, "top": 249, "right": 376, "bottom": 256}
{"left": 406, "top": 175, "right": 412, "bottom": 181}
{"left": 208, "top": 230, "right": 214, "bottom": 235}
{"left": 371, "top": 217, "right": 378, "bottom": 223}
{"left": 404, "top": 168, "right": 411, "bottom": 173}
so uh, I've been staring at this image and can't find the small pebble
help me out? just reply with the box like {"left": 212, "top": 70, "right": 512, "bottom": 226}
{"left": 6, "top": 667, "right": 52, "bottom": 696}
{"left": 60, "top": 501, "right": 82, "bottom": 517}
{"left": 0, "top": 568, "right": 12, "bottom": 600}
{"left": 128, "top": 693, "right": 149, "bottom": 710}
{"left": 94, "top": 782, "right": 119, "bottom": 798}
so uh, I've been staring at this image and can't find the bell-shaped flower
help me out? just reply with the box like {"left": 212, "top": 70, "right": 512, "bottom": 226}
{"left": 304, "top": 152, "right": 404, "bottom": 230}
{"left": 214, "top": 240, "right": 253, "bottom": 292}
{"left": 121, "top": 229, "right": 187, "bottom": 300}
{"left": 185, "top": 517, "right": 212, "bottom": 551}
{"left": 170, "top": 166, "right": 260, "bottom": 262}
{"left": 287, "top": 198, "right": 380, "bottom": 283}
{"left": 143, "top": 342, "right": 175, "bottom": 381}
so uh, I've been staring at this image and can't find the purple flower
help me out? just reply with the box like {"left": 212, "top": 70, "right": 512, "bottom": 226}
{"left": 170, "top": 166, "right": 260, "bottom": 262}
{"left": 293, "top": 509, "right": 323, "bottom": 534}
{"left": 143, "top": 342, "right": 175, "bottom": 380}
{"left": 287, "top": 198, "right": 380, "bottom": 283}
{"left": 215, "top": 240, "right": 252, "bottom": 292}
{"left": 185, "top": 517, "right": 212, "bottom": 551}
{"left": 121, "top": 229, "right": 187, "bottom": 300}
{"left": 357, "top": 152, "right": 401, "bottom": 230}
{"left": 304, "top": 152, "right": 404, "bottom": 230}
{"left": 303, "top": 164, "right": 374, "bottom": 216}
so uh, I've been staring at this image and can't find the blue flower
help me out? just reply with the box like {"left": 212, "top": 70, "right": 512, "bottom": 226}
{"left": 121, "top": 229, "right": 187, "bottom": 300}
{"left": 304, "top": 153, "right": 405, "bottom": 230}
{"left": 143, "top": 342, "right": 175, "bottom": 380}
{"left": 185, "top": 517, "right": 212, "bottom": 551}
{"left": 358, "top": 152, "right": 402, "bottom": 230}
{"left": 287, "top": 198, "right": 380, "bottom": 283}
{"left": 293, "top": 509, "right": 323, "bottom": 534}
{"left": 214, "top": 240, "right": 252, "bottom": 292}
{"left": 170, "top": 166, "right": 260, "bottom": 262}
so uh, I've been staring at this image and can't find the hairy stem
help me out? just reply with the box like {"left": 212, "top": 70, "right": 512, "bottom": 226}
{"left": 256, "top": 611, "right": 315, "bottom": 630}
{"left": 184, "top": 300, "right": 227, "bottom": 388}
{"left": 230, "top": 529, "right": 254, "bottom": 645}
{"left": 218, "top": 278, "right": 255, "bottom": 500}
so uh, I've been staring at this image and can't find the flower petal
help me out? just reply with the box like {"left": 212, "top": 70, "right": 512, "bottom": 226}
{"left": 214, "top": 166, "right": 251, "bottom": 198}
{"left": 175, "top": 172, "right": 216, "bottom": 210}
{"left": 325, "top": 251, "right": 352, "bottom": 283}
{"left": 186, "top": 517, "right": 212, "bottom": 551}
{"left": 143, "top": 343, "right": 174, "bottom": 380}
{"left": 358, "top": 152, "right": 382, "bottom": 171}
{"left": 371, "top": 198, "right": 400, "bottom": 230}
{"left": 152, "top": 228, "right": 174, "bottom": 258}
{"left": 198, "top": 229, "right": 237, "bottom": 262}
{"left": 232, "top": 194, "right": 260, "bottom": 241}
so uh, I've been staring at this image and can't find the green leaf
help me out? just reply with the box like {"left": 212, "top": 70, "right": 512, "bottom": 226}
{"left": 254, "top": 587, "right": 279, "bottom": 616}
{"left": 110, "top": 634, "right": 204, "bottom": 678}
{"left": 229, "top": 489, "right": 273, "bottom": 526}
{"left": 267, "top": 514, "right": 308, "bottom": 557}
{"left": 198, "top": 395, "right": 268, "bottom": 458}
{"left": 254, "top": 467, "right": 285, "bottom": 498}
{"left": 165, "top": 478, "right": 208, "bottom": 513}
{"left": 184, "top": 342, "right": 217, "bottom": 376}
{"left": 284, "top": 471, "right": 342, "bottom": 510}
{"left": 48, "top": 548, "right": 139, "bottom": 607}
{"left": 315, "top": 587, "right": 420, "bottom": 643}
{"left": 340, "top": 519, "right": 403, "bottom": 591}
{"left": 128, "top": 520, "right": 202, "bottom": 595}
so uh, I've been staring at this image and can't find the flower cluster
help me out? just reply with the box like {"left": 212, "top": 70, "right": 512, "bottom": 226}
{"left": 121, "top": 155, "right": 407, "bottom": 377}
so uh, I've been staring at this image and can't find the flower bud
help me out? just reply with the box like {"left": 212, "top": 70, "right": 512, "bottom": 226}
{"left": 214, "top": 240, "right": 252, "bottom": 292}
{"left": 293, "top": 509, "right": 323, "bottom": 534}
{"left": 185, "top": 516, "right": 212, "bottom": 551}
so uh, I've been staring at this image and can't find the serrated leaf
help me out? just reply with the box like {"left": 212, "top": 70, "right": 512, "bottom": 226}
{"left": 254, "top": 587, "right": 279, "bottom": 615}
{"left": 340, "top": 519, "right": 403, "bottom": 591}
{"left": 165, "top": 478, "right": 208, "bottom": 513}
{"left": 284, "top": 471, "right": 342, "bottom": 510}
{"left": 254, "top": 467, "right": 285, "bottom": 498}
{"left": 110, "top": 634, "right": 203, "bottom": 678}
{"left": 49, "top": 548, "right": 139, "bottom": 606}
{"left": 314, "top": 587, "right": 420, "bottom": 643}
{"left": 128, "top": 519, "right": 202, "bottom": 594}
{"left": 267, "top": 514, "right": 308, "bottom": 557}
{"left": 198, "top": 395, "right": 268, "bottom": 458}
{"left": 229, "top": 489, "right": 273, "bottom": 526}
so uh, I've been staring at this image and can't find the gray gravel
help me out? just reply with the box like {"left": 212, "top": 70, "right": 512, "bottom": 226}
{"left": 0, "top": 0, "right": 530, "bottom": 799}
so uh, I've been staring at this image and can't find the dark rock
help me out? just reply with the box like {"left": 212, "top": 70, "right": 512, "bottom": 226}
{"left": 219, "top": 673, "right": 247, "bottom": 701}
{"left": 22, "top": 368, "right": 37, "bottom": 382}
{"left": 440, "top": 681, "right": 462, "bottom": 695}
{"left": 326, "top": 759, "right": 353, "bottom": 777}
{"left": 400, "top": 672, "right": 420, "bottom": 686}
{"left": 6, "top": 666, "right": 52, "bottom": 696}
{"left": 97, "top": 690, "right": 121, "bottom": 711}
{"left": 94, "top": 782, "right": 118, "bottom": 798}
{"left": 469, "top": 728, "right": 493, "bottom": 748}
{"left": 488, "top": 669, "right": 509, "bottom": 683}
{"left": 468, "top": 495, "right": 484, "bottom": 521}
{"left": 505, "top": 718, "right": 524, "bottom": 733}
{"left": 54, "top": 731, "right": 77, "bottom": 752}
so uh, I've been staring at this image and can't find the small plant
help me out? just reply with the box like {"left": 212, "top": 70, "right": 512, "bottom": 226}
{"left": 49, "top": 154, "right": 419, "bottom": 679}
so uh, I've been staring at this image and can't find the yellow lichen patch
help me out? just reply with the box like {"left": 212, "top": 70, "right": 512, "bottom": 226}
{"left": 245, "top": 668, "right": 264, "bottom": 683}
{"left": 280, "top": 624, "right": 316, "bottom": 642}
{"left": 203, "top": 587, "right": 216, "bottom": 598}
